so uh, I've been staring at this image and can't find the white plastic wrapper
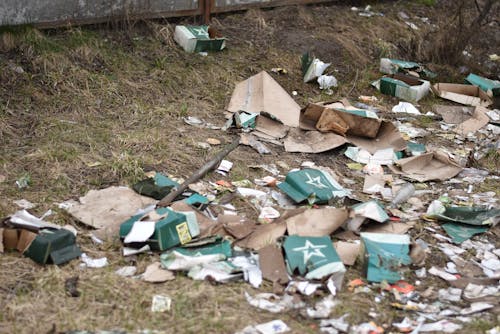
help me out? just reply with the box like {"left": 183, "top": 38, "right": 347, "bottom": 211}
{"left": 304, "top": 59, "right": 330, "bottom": 83}
{"left": 317, "top": 75, "right": 338, "bottom": 90}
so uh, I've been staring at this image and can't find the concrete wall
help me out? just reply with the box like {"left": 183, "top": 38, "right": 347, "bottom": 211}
{"left": 0, "top": 0, "right": 333, "bottom": 27}
{"left": 0, "top": 0, "right": 200, "bottom": 27}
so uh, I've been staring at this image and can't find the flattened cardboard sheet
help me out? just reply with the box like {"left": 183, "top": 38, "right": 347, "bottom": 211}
{"left": 347, "top": 121, "right": 407, "bottom": 154}
{"left": 284, "top": 128, "right": 346, "bottom": 153}
{"left": 286, "top": 208, "right": 348, "bottom": 237}
{"left": 389, "top": 151, "right": 463, "bottom": 182}
{"left": 227, "top": 71, "right": 300, "bottom": 127}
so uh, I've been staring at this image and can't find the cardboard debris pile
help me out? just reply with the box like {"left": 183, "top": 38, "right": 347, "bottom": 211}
{"left": 2, "top": 49, "right": 499, "bottom": 334}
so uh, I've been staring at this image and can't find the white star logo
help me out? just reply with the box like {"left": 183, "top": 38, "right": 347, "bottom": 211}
{"left": 305, "top": 172, "right": 327, "bottom": 189}
{"left": 293, "top": 240, "right": 326, "bottom": 264}
{"left": 191, "top": 27, "right": 208, "bottom": 37}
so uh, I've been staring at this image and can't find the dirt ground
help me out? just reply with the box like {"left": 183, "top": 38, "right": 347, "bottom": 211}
{"left": 0, "top": 1, "right": 499, "bottom": 333}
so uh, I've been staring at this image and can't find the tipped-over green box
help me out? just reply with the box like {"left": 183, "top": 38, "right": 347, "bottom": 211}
{"left": 120, "top": 207, "right": 199, "bottom": 251}
{"left": 174, "top": 25, "right": 226, "bottom": 53}
{"left": 24, "top": 228, "right": 81, "bottom": 265}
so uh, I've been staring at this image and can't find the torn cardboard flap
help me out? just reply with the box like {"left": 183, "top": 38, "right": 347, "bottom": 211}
{"left": 347, "top": 121, "right": 407, "bottom": 154}
{"left": 61, "top": 186, "right": 157, "bottom": 240}
{"left": 255, "top": 115, "right": 289, "bottom": 139}
{"left": 16, "top": 229, "right": 37, "bottom": 253}
{"left": 432, "top": 83, "right": 492, "bottom": 107}
{"left": 218, "top": 214, "right": 256, "bottom": 240}
{"left": 259, "top": 245, "right": 289, "bottom": 284}
{"left": 227, "top": 71, "right": 301, "bottom": 127}
{"left": 454, "top": 106, "right": 490, "bottom": 135}
{"left": 333, "top": 241, "right": 361, "bottom": 266}
{"left": 236, "top": 221, "right": 286, "bottom": 250}
{"left": 433, "top": 105, "right": 475, "bottom": 124}
{"left": 389, "top": 151, "right": 463, "bottom": 182}
{"left": 284, "top": 128, "right": 347, "bottom": 153}
{"left": 286, "top": 208, "right": 348, "bottom": 237}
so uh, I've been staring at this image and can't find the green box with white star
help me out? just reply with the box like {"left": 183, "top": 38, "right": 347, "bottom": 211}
{"left": 174, "top": 25, "right": 226, "bottom": 53}
{"left": 283, "top": 235, "right": 346, "bottom": 284}
{"left": 277, "top": 168, "right": 348, "bottom": 204}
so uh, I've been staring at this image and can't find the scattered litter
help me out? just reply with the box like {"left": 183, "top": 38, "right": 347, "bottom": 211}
{"left": 151, "top": 295, "right": 172, "bottom": 312}
{"left": 80, "top": 253, "right": 108, "bottom": 268}
{"left": 143, "top": 262, "right": 175, "bottom": 282}
{"left": 174, "top": 25, "right": 225, "bottom": 53}
{"left": 392, "top": 102, "right": 420, "bottom": 115}
{"left": 115, "top": 266, "right": 137, "bottom": 277}
{"left": 245, "top": 291, "right": 305, "bottom": 313}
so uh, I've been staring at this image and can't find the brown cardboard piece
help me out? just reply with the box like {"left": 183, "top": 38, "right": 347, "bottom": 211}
{"left": 333, "top": 230, "right": 360, "bottom": 241}
{"left": 16, "top": 229, "right": 37, "bottom": 253}
{"left": 236, "top": 221, "right": 286, "bottom": 250}
{"left": 3, "top": 228, "right": 19, "bottom": 250}
{"left": 347, "top": 121, "right": 407, "bottom": 154}
{"left": 143, "top": 262, "right": 175, "bottom": 283}
{"left": 255, "top": 115, "right": 289, "bottom": 139}
{"left": 258, "top": 245, "right": 289, "bottom": 284}
{"left": 389, "top": 151, "right": 463, "bottom": 182}
{"left": 284, "top": 128, "right": 346, "bottom": 153}
{"left": 227, "top": 71, "right": 301, "bottom": 127}
{"left": 363, "top": 221, "right": 414, "bottom": 234}
{"left": 333, "top": 241, "right": 360, "bottom": 266}
{"left": 432, "top": 83, "right": 492, "bottom": 107}
{"left": 217, "top": 214, "right": 256, "bottom": 240}
{"left": 454, "top": 106, "right": 490, "bottom": 135}
{"left": 63, "top": 186, "right": 157, "bottom": 240}
{"left": 286, "top": 208, "right": 348, "bottom": 237}
{"left": 433, "top": 105, "right": 475, "bottom": 124}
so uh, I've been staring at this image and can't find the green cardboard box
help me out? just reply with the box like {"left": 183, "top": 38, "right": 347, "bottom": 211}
{"left": 360, "top": 233, "right": 411, "bottom": 283}
{"left": 174, "top": 25, "right": 226, "bottom": 53}
{"left": 283, "top": 235, "right": 346, "bottom": 285}
{"left": 24, "top": 228, "right": 82, "bottom": 265}
{"left": 380, "top": 58, "right": 436, "bottom": 79}
{"left": 372, "top": 73, "right": 430, "bottom": 102}
{"left": 465, "top": 73, "right": 500, "bottom": 108}
{"left": 278, "top": 168, "right": 348, "bottom": 204}
{"left": 120, "top": 208, "right": 200, "bottom": 251}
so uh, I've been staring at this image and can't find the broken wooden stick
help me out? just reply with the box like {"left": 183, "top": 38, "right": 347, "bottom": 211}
{"left": 157, "top": 137, "right": 240, "bottom": 207}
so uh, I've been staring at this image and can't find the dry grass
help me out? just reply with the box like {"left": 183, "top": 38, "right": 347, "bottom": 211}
{"left": 0, "top": 2, "right": 499, "bottom": 333}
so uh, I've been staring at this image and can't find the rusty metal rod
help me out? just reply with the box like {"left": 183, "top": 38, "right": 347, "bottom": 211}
{"left": 157, "top": 137, "right": 240, "bottom": 207}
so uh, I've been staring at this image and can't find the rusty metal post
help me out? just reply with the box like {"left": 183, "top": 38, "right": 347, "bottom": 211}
{"left": 202, "top": 0, "right": 212, "bottom": 24}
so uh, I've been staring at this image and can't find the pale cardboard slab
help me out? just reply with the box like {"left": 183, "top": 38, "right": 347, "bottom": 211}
{"left": 454, "top": 106, "right": 490, "bottom": 135}
{"left": 432, "top": 83, "right": 492, "bottom": 107}
{"left": 286, "top": 208, "right": 348, "bottom": 237}
{"left": 63, "top": 186, "right": 157, "bottom": 240}
{"left": 143, "top": 262, "right": 175, "bottom": 283}
{"left": 347, "top": 121, "right": 407, "bottom": 154}
{"left": 363, "top": 175, "right": 386, "bottom": 194}
{"left": 389, "top": 151, "right": 463, "bottom": 182}
{"left": 433, "top": 105, "right": 474, "bottom": 124}
{"left": 258, "top": 245, "right": 289, "bottom": 284}
{"left": 236, "top": 221, "right": 286, "bottom": 250}
{"left": 333, "top": 241, "right": 360, "bottom": 266}
{"left": 284, "top": 128, "right": 347, "bottom": 153}
{"left": 227, "top": 71, "right": 301, "bottom": 127}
